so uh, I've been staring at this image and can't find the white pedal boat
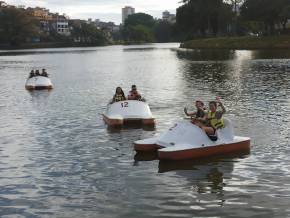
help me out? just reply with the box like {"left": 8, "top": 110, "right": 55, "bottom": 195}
{"left": 134, "top": 119, "right": 250, "bottom": 160}
{"left": 103, "top": 100, "right": 155, "bottom": 126}
{"left": 25, "top": 76, "right": 53, "bottom": 91}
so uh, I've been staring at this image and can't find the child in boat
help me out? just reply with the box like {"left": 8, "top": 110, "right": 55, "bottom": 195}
{"left": 127, "top": 85, "right": 142, "bottom": 100}
{"left": 29, "top": 70, "right": 35, "bottom": 78}
{"left": 41, "top": 69, "right": 48, "bottom": 77}
{"left": 111, "top": 87, "right": 126, "bottom": 103}
{"left": 184, "top": 100, "right": 207, "bottom": 124}
{"left": 197, "top": 97, "right": 226, "bottom": 136}
{"left": 35, "top": 70, "right": 40, "bottom": 76}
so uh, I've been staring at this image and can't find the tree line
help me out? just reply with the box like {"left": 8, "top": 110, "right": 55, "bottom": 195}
{"left": 1, "top": 0, "right": 289, "bottom": 46}
{"left": 122, "top": 0, "right": 290, "bottom": 43}
{"left": 0, "top": 7, "right": 108, "bottom": 46}
{"left": 176, "top": 0, "right": 290, "bottom": 39}
{"left": 121, "top": 13, "right": 177, "bottom": 43}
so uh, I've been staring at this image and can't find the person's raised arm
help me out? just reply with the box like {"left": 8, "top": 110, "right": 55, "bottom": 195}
{"left": 219, "top": 102, "right": 226, "bottom": 114}
{"left": 216, "top": 97, "right": 226, "bottom": 114}
{"left": 184, "top": 107, "right": 196, "bottom": 117}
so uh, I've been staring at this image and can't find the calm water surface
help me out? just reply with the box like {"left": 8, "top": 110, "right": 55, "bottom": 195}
{"left": 0, "top": 44, "right": 290, "bottom": 218}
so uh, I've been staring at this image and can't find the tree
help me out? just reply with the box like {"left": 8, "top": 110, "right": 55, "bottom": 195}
{"left": 70, "top": 20, "right": 108, "bottom": 45}
{"left": 124, "top": 13, "right": 155, "bottom": 28}
{"left": 225, "top": 0, "right": 245, "bottom": 34}
{"left": 0, "top": 7, "right": 39, "bottom": 45}
{"left": 279, "top": 5, "right": 290, "bottom": 30}
{"left": 154, "top": 21, "right": 173, "bottom": 42}
{"left": 123, "top": 24, "right": 154, "bottom": 42}
{"left": 225, "top": 0, "right": 245, "bottom": 14}
{"left": 241, "top": 0, "right": 289, "bottom": 34}
{"left": 122, "top": 13, "right": 156, "bottom": 42}
{"left": 176, "top": 0, "right": 233, "bottom": 37}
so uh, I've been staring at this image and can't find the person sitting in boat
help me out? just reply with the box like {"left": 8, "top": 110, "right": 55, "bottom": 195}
{"left": 197, "top": 97, "right": 226, "bottom": 136}
{"left": 35, "top": 70, "right": 40, "bottom": 76}
{"left": 111, "top": 87, "right": 126, "bottom": 103}
{"left": 184, "top": 100, "right": 207, "bottom": 124}
{"left": 128, "top": 85, "right": 142, "bottom": 101}
{"left": 29, "top": 70, "right": 35, "bottom": 78}
{"left": 41, "top": 69, "right": 48, "bottom": 77}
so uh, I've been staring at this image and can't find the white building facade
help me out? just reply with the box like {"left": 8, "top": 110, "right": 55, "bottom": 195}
{"left": 122, "top": 6, "right": 135, "bottom": 24}
{"left": 55, "top": 16, "right": 70, "bottom": 36}
{"left": 162, "top": 10, "right": 176, "bottom": 23}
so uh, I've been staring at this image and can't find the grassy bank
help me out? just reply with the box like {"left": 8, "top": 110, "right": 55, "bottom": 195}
{"left": 181, "top": 36, "right": 290, "bottom": 49}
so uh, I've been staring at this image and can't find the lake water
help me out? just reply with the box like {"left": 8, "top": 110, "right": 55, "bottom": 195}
{"left": 0, "top": 43, "right": 290, "bottom": 218}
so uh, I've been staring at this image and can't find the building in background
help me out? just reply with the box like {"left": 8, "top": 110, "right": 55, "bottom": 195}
{"left": 162, "top": 10, "right": 176, "bottom": 23}
{"left": 93, "top": 19, "right": 120, "bottom": 41}
{"left": 26, "top": 7, "right": 70, "bottom": 36}
{"left": 122, "top": 6, "right": 135, "bottom": 24}
{"left": 26, "top": 7, "right": 51, "bottom": 19}
{"left": 87, "top": 18, "right": 93, "bottom": 24}
{"left": 0, "top": 1, "right": 8, "bottom": 8}
{"left": 94, "top": 20, "right": 120, "bottom": 32}
{"left": 26, "top": 7, "right": 53, "bottom": 33}
{"left": 53, "top": 14, "right": 70, "bottom": 36}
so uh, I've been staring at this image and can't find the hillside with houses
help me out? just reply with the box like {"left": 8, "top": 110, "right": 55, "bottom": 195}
{"left": 0, "top": 1, "right": 119, "bottom": 47}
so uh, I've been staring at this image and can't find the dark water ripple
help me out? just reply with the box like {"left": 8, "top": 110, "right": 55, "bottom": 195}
{"left": 0, "top": 44, "right": 290, "bottom": 217}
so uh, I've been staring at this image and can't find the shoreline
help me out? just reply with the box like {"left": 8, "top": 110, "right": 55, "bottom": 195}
{"left": 0, "top": 41, "right": 181, "bottom": 50}
{"left": 180, "top": 36, "right": 290, "bottom": 50}
{"left": 0, "top": 42, "right": 109, "bottom": 50}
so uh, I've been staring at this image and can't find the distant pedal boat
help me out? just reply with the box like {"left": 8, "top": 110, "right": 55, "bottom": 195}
{"left": 134, "top": 119, "right": 250, "bottom": 160}
{"left": 103, "top": 100, "right": 155, "bottom": 126}
{"left": 25, "top": 76, "right": 53, "bottom": 91}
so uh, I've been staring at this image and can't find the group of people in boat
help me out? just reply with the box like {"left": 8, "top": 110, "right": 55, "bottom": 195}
{"left": 28, "top": 69, "right": 48, "bottom": 78}
{"left": 111, "top": 85, "right": 143, "bottom": 103}
{"left": 184, "top": 97, "right": 226, "bottom": 137}
{"left": 110, "top": 85, "right": 226, "bottom": 138}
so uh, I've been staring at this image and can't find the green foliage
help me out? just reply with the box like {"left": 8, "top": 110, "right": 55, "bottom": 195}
{"left": 176, "top": 0, "right": 290, "bottom": 40}
{"left": 123, "top": 24, "right": 154, "bottom": 42}
{"left": 154, "top": 21, "right": 172, "bottom": 42}
{"left": 176, "top": 0, "right": 234, "bottom": 38}
{"left": 0, "top": 7, "right": 108, "bottom": 47}
{"left": 71, "top": 21, "right": 108, "bottom": 45}
{"left": 0, "top": 7, "right": 39, "bottom": 45}
{"left": 72, "top": 21, "right": 111, "bottom": 45}
{"left": 122, "top": 13, "right": 156, "bottom": 43}
{"left": 241, "top": 0, "right": 290, "bottom": 34}
{"left": 241, "top": 21, "right": 264, "bottom": 34}
{"left": 122, "top": 12, "right": 180, "bottom": 43}
{"left": 279, "top": 4, "right": 290, "bottom": 30}
{"left": 182, "top": 35, "right": 290, "bottom": 49}
{"left": 124, "top": 13, "right": 155, "bottom": 28}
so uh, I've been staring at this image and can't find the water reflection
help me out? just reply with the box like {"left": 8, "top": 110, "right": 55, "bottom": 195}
{"left": 134, "top": 151, "right": 158, "bottom": 161}
{"left": 0, "top": 48, "right": 98, "bottom": 56}
{"left": 176, "top": 49, "right": 236, "bottom": 61}
{"left": 158, "top": 153, "right": 250, "bottom": 173}
{"left": 251, "top": 49, "right": 290, "bottom": 59}
{"left": 29, "top": 89, "right": 52, "bottom": 97}
{"left": 0, "top": 44, "right": 290, "bottom": 218}
{"left": 123, "top": 47, "right": 156, "bottom": 52}
{"left": 176, "top": 48, "right": 290, "bottom": 61}
{"left": 106, "top": 123, "right": 156, "bottom": 133}
{"left": 159, "top": 159, "right": 235, "bottom": 209}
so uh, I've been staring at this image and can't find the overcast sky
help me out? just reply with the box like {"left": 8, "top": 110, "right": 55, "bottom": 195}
{"left": 6, "top": 0, "right": 180, "bottom": 24}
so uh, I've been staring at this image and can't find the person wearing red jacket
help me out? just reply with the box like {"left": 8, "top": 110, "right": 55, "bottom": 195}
{"left": 127, "top": 85, "right": 142, "bottom": 100}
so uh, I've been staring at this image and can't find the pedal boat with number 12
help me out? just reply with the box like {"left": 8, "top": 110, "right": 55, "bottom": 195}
{"left": 103, "top": 100, "right": 155, "bottom": 126}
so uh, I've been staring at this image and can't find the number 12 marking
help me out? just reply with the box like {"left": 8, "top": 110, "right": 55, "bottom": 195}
{"left": 121, "top": 102, "right": 129, "bottom": 108}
